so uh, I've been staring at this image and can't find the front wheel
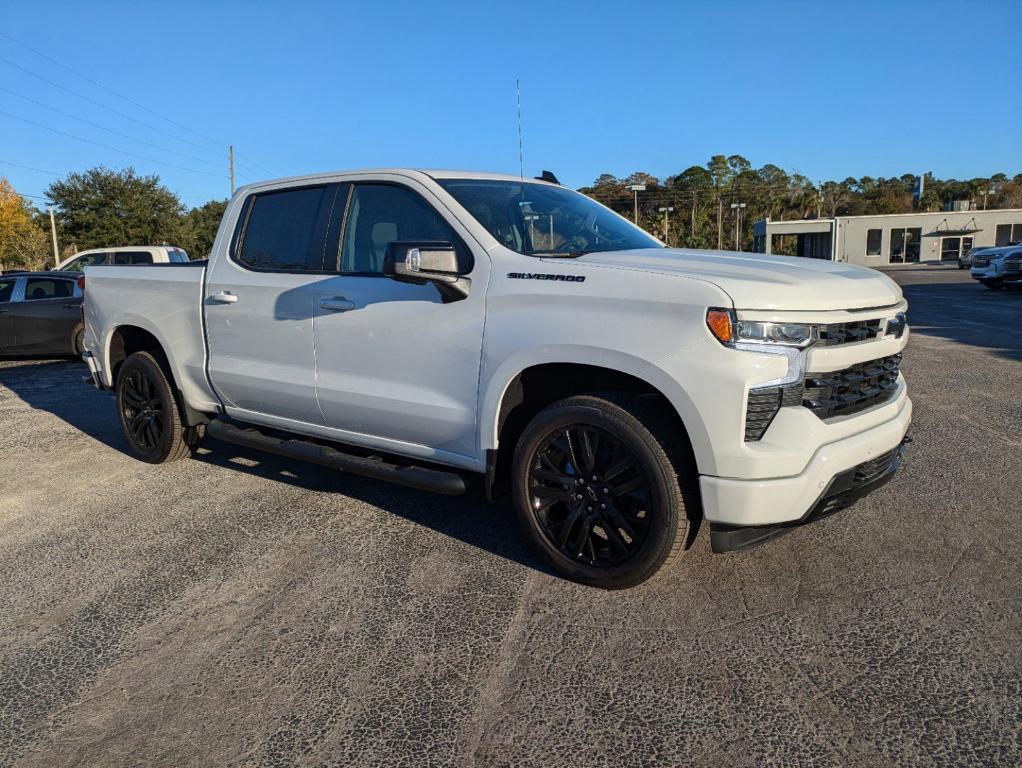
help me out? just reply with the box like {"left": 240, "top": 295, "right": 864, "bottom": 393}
{"left": 115, "top": 351, "right": 202, "bottom": 463}
{"left": 511, "top": 394, "right": 690, "bottom": 589}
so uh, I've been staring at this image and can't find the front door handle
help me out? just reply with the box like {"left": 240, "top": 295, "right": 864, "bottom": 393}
{"left": 209, "top": 292, "right": 239, "bottom": 304}
{"left": 319, "top": 296, "right": 356, "bottom": 312}
{"left": 62, "top": 303, "right": 79, "bottom": 309}
{"left": 0, "top": 308, "right": 9, "bottom": 314}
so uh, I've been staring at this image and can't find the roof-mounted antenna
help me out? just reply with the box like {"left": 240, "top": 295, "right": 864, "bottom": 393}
{"left": 516, "top": 78, "right": 524, "bottom": 180}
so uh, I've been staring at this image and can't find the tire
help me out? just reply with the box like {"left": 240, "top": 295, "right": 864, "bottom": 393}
{"left": 981, "top": 279, "right": 1004, "bottom": 290}
{"left": 71, "top": 325, "right": 85, "bottom": 357}
{"left": 511, "top": 394, "right": 690, "bottom": 589}
{"left": 115, "top": 351, "right": 201, "bottom": 463}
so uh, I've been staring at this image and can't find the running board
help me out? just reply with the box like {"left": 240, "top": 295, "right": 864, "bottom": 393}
{"left": 206, "top": 419, "right": 466, "bottom": 496}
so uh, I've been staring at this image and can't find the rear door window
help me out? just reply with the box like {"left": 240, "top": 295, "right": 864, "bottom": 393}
{"left": 112, "top": 251, "right": 155, "bottom": 265}
{"left": 24, "top": 278, "right": 74, "bottom": 300}
{"left": 234, "top": 185, "right": 337, "bottom": 272}
{"left": 0, "top": 278, "right": 15, "bottom": 302}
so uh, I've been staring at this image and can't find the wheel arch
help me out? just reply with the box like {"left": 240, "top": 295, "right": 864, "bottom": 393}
{"left": 483, "top": 356, "right": 709, "bottom": 513}
{"left": 106, "top": 323, "right": 209, "bottom": 427}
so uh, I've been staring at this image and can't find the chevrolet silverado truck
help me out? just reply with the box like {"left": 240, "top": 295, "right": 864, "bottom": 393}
{"left": 82, "top": 169, "right": 912, "bottom": 588}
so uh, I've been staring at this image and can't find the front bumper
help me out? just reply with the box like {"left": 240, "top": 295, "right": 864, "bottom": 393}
{"left": 699, "top": 392, "right": 912, "bottom": 533}
{"left": 971, "top": 267, "right": 1000, "bottom": 281}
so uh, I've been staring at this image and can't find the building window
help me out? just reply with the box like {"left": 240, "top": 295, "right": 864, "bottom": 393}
{"left": 866, "top": 229, "right": 882, "bottom": 256}
{"left": 995, "top": 223, "right": 1022, "bottom": 246}
{"left": 890, "top": 228, "right": 922, "bottom": 263}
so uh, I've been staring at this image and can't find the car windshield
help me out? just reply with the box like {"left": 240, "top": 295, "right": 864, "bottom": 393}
{"left": 437, "top": 179, "right": 661, "bottom": 256}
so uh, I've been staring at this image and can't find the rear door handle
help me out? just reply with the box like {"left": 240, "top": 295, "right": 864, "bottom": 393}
{"left": 319, "top": 296, "right": 356, "bottom": 312}
{"left": 62, "top": 303, "right": 79, "bottom": 309}
{"left": 209, "top": 292, "right": 239, "bottom": 304}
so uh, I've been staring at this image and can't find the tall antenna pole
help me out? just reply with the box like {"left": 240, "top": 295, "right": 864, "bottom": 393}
{"left": 516, "top": 79, "right": 524, "bottom": 179}
{"left": 229, "top": 145, "right": 235, "bottom": 195}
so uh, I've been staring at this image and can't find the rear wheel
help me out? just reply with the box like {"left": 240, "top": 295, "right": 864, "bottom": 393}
{"left": 511, "top": 394, "right": 689, "bottom": 589}
{"left": 115, "top": 351, "right": 201, "bottom": 463}
{"left": 71, "top": 325, "right": 85, "bottom": 357}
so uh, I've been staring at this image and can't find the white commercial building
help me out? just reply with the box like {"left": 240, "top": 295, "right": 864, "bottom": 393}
{"left": 752, "top": 209, "right": 1022, "bottom": 265}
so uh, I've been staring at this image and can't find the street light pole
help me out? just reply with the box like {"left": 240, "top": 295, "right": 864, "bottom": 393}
{"left": 658, "top": 206, "right": 674, "bottom": 242}
{"left": 730, "top": 202, "right": 746, "bottom": 250}
{"left": 48, "top": 207, "right": 59, "bottom": 266}
{"left": 627, "top": 184, "right": 646, "bottom": 224}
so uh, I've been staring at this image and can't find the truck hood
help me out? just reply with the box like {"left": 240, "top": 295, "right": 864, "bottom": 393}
{"left": 570, "top": 248, "right": 902, "bottom": 311}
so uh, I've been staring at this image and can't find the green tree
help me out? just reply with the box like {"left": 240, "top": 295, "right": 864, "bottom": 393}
{"left": 46, "top": 167, "right": 184, "bottom": 251}
{"left": 179, "top": 199, "right": 228, "bottom": 259}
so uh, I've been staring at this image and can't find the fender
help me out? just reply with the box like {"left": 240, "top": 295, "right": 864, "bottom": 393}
{"left": 101, "top": 312, "right": 219, "bottom": 414}
{"left": 477, "top": 344, "right": 715, "bottom": 475}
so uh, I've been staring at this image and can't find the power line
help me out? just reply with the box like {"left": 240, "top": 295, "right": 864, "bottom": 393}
{"left": 0, "top": 109, "right": 225, "bottom": 178}
{"left": 0, "top": 158, "right": 60, "bottom": 175}
{"left": 0, "top": 54, "right": 229, "bottom": 162}
{"left": 0, "top": 86, "right": 229, "bottom": 170}
{"left": 0, "top": 32, "right": 278, "bottom": 178}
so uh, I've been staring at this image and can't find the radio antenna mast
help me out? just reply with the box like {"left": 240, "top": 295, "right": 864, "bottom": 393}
{"left": 516, "top": 78, "right": 524, "bottom": 179}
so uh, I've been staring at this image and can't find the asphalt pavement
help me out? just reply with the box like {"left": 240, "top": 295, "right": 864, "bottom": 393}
{"left": 0, "top": 266, "right": 1019, "bottom": 767}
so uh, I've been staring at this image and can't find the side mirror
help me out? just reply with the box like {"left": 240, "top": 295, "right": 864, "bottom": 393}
{"left": 383, "top": 241, "right": 469, "bottom": 302}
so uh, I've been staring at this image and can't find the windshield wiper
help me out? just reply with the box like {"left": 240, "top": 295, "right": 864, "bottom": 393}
{"left": 530, "top": 250, "right": 588, "bottom": 258}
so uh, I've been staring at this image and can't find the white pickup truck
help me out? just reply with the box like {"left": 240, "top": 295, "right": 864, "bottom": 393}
{"left": 82, "top": 169, "right": 912, "bottom": 588}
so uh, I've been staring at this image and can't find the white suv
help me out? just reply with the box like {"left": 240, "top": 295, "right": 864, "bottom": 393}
{"left": 970, "top": 245, "right": 1020, "bottom": 289}
{"left": 57, "top": 246, "right": 189, "bottom": 272}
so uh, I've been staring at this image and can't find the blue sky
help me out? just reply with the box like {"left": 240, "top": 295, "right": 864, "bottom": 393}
{"left": 2, "top": 0, "right": 1019, "bottom": 206}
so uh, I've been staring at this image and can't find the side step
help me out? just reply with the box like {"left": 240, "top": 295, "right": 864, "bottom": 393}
{"left": 206, "top": 419, "right": 466, "bottom": 496}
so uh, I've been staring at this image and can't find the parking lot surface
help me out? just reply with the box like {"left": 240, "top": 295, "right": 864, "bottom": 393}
{"left": 1, "top": 267, "right": 1019, "bottom": 767}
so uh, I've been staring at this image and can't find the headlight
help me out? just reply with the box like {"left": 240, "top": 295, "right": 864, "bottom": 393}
{"left": 706, "top": 309, "right": 817, "bottom": 348}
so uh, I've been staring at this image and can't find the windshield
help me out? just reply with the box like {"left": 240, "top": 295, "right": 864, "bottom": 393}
{"left": 437, "top": 179, "right": 661, "bottom": 256}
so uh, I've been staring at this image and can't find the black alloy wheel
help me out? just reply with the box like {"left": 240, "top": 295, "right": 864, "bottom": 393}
{"left": 512, "top": 394, "right": 689, "bottom": 589}
{"left": 528, "top": 425, "right": 652, "bottom": 568}
{"left": 121, "top": 367, "right": 165, "bottom": 451}
{"left": 116, "top": 351, "right": 201, "bottom": 463}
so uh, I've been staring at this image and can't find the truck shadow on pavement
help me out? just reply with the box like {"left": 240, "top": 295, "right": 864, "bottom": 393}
{"left": 898, "top": 280, "right": 1022, "bottom": 363}
{"left": 0, "top": 359, "right": 555, "bottom": 578}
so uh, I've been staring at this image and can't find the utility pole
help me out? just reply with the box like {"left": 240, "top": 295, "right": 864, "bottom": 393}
{"left": 730, "top": 202, "right": 746, "bottom": 250}
{"left": 229, "top": 145, "right": 235, "bottom": 195}
{"left": 48, "top": 207, "right": 59, "bottom": 266}
{"left": 628, "top": 184, "right": 646, "bottom": 224}
{"left": 982, "top": 187, "right": 995, "bottom": 210}
{"left": 716, "top": 197, "right": 723, "bottom": 250}
{"left": 658, "top": 206, "right": 674, "bottom": 243}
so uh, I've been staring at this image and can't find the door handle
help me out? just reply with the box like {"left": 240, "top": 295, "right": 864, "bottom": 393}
{"left": 209, "top": 292, "right": 239, "bottom": 304}
{"left": 0, "top": 309, "right": 8, "bottom": 314}
{"left": 319, "top": 296, "right": 356, "bottom": 312}
{"left": 62, "top": 303, "right": 79, "bottom": 309}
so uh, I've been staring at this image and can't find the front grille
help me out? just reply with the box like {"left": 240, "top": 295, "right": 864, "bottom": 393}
{"left": 802, "top": 354, "right": 901, "bottom": 420}
{"left": 817, "top": 319, "right": 883, "bottom": 346}
{"left": 1004, "top": 255, "right": 1021, "bottom": 275}
{"left": 973, "top": 256, "right": 992, "bottom": 267}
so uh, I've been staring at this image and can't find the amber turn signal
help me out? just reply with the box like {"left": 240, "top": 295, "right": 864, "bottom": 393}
{"left": 706, "top": 308, "right": 734, "bottom": 345}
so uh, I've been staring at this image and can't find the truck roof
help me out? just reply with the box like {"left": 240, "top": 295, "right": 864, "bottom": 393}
{"left": 233, "top": 168, "right": 560, "bottom": 196}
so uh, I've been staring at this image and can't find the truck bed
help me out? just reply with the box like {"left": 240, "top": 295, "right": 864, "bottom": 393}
{"left": 83, "top": 261, "right": 220, "bottom": 413}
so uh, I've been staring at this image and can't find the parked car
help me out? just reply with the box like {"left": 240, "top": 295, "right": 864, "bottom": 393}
{"left": 970, "top": 245, "right": 1020, "bottom": 289}
{"left": 1000, "top": 249, "right": 1022, "bottom": 287}
{"left": 0, "top": 271, "right": 84, "bottom": 357}
{"left": 960, "top": 245, "right": 993, "bottom": 270}
{"left": 56, "top": 245, "right": 189, "bottom": 272}
{"left": 82, "top": 169, "right": 912, "bottom": 588}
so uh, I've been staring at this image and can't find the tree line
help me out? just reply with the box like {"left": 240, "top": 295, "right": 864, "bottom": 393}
{"left": 579, "top": 155, "right": 1022, "bottom": 250}
{"left": 2, "top": 158, "right": 1021, "bottom": 270}
{"left": 0, "top": 167, "right": 226, "bottom": 271}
